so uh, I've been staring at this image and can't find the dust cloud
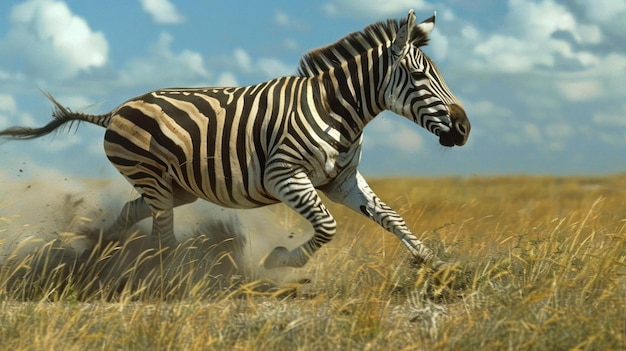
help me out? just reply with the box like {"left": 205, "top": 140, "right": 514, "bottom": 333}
{"left": 0, "top": 171, "right": 311, "bottom": 298}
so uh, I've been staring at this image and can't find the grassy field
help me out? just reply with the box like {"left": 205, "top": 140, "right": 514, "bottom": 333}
{"left": 0, "top": 175, "right": 625, "bottom": 350}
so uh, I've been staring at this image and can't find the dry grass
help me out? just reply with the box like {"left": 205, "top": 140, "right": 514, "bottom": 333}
{"left": 1, "top": 175, "right": 625, "bottom": 350}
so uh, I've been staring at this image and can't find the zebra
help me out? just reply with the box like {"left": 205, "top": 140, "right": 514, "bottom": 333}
{"left": 0, "top": 10, "right": 469, "bottom": 269}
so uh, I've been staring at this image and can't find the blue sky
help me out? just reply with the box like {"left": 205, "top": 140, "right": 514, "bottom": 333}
{"left": 0, "top": 0, "right": 624, "bottom": 179}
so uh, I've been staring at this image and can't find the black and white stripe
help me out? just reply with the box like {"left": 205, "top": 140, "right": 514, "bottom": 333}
{"left": 0, "top": 10, "right": 470, "bottom": 268}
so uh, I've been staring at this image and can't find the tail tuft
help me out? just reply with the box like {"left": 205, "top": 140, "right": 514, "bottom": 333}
{"left": 0, "top": 91, "right": 111, "bottom": 141}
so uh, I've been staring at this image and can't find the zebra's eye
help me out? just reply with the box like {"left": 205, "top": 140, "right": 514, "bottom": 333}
{"left": 411, "top": 71, "right": 428, "bottom": 81}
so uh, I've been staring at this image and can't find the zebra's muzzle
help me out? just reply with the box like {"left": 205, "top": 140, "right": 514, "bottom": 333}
{"left": 439, "top": 103, "right": 470, "bottom": 147}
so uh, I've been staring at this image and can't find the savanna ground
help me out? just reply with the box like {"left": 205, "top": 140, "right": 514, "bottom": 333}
{"left": 0, "top": 174, "right": 625, "bottom": 350}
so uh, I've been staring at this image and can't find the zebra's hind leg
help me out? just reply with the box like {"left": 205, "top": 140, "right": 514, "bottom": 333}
{"left": 79, "top": 196, "right": 150, "bottom": 264}
{"left": 264, "top": 172, "right": 337, "bottom": 269}
{"left": 144, "top": 183, "right": 198, "bottom": 250}
{"left": 150, "top": 206, "right": 177, "bottom": 249}
{"left": 105, "top": 196, "right": 152, "bottom": 241}
{"left": 108, "top": 181, "right": 197, "bottom": 250}
{"left": 103, "top": 194, "right": 174, "bottom": 248}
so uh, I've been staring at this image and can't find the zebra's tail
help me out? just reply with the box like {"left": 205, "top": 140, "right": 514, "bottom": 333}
{"left": 0, "top": 91, "right": 112, "bottom": 141}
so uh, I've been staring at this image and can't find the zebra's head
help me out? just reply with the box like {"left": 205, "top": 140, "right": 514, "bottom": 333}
{"left": 384, "top": 10, "right": 470, "bottom": 147}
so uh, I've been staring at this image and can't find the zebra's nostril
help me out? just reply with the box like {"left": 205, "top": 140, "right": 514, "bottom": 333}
{"left": 457, "top": 124, "right": 467, "bottom": 135}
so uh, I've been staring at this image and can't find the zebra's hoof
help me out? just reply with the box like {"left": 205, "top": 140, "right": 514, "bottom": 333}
{"left": 263, "top": 246, "right": 290, "bottom": 269}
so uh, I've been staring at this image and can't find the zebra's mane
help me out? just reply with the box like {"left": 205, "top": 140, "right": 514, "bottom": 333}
{"left": 297, "top": 16, "right": 430, "bottom": 77}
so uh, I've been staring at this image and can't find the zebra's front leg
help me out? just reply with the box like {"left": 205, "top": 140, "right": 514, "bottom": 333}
{"left": 264, "top": 172, "right": 337, "bottom": 268}
{"left": 322, "top": 171, "right": 436, "bottom": 266}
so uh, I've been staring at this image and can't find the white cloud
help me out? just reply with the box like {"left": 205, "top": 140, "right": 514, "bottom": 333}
{"left": 257, "top": 58, "right": 294, "bottom": 78}
{"left": 579, "top": 0, "right": 626, "bottom": 36}
{"left": 592, "top": 108, "right": 626, "bottom": 127}
{"left": 215, "top": 73, "right": 238, "bottom": 87}
{"left": 231, "top": 49, "right": 293, "bottom": 79}
{"left": 552, "top": 53, "right": 626, "bottom": 102}
{"left": 273, "top": 10, "right": 307, "bottom": 31}
{"left": 557, "top": 80, "right": 602, "bottom": 102}
{"left": 283, "top": 38, "right": 299, "bottom": 51}
{"left": 587, "top": 54, "right": 626, "bottom": 76}
{"left": 234, "top": 49, "right": 253, "bottom": 72}
{"left": 522, "top": 123, "right": 542, "bottom": 142}
{"left": 500, "top": 121, "right": 572, "bottom": 150}
{"left": 55, "top": 95, "right": 103, "bottom": 113}
{"left": 0, "top": 116, "right": 9, "bottom": 129}
{"left": 586, "top": 105, "right": 626, "bottom": 147}
{"left": 364, "top": 115, "right": 424, "bottom": 153}
{"left": 461, "top": 25, "right": 479, "bottom": 41}
{"left": 0, "top": 95, "right": 35, "bottom": 130}
{"left": 461, "top": 99, "right": 579, "bottom": 149}
{"left": 428, "top": 29, "right": 448, "bottom": 60}
{"left": 576, "top": 24, "right": 602, "bottom": 45}
{"left": 119, "top": 32, "right": 208, "bottom": 87}
{"left": 0, "top": 0, "right": 108, "bottom": 79}
{"left": 508, "top": 0, "right": 601, "bottom": 45}
{"left": 388, "top": 126, "right": 424, "bottom": 151}
{"left": 474, "top": 36, "right": 547, "bottom": 73}
{"left": 0, "top": 94, "right": 17, "bottom": 114}
{"left": 0, "top": 93, "right": 110, "bottom": 157}
{"left": 582, "top": 0, "right": 626, "bottom": 21}
{"left": 18, "top": 112, "right": 36, "bottom": 126}
{"left": 275, "top": 10, "right": 290, "bottom": 26}
{"left": 545, "top": 123, "right": 572, "bottom": 139}
{"left": 139, "top": 0, "right": 185, "bottom": 24}
{"left": 543, "top": 123, "right": 573, "bottom": 151}
{"left": 464, "top": 100, "right": 514, "bottom": 130}
{"left": 41, "top": 133, "right": 82, "bottom": 152}
{"left": 471, "top": 0, "right": 604, "bottom": 73}
{"left": 597, "top": 130, "right": 626, "bottom": 146}
{"left": 0, "top": 70, "right": 26, "bottom": 84}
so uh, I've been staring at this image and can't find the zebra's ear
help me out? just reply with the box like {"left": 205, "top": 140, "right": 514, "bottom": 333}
{"left": 392, "top": 9, "right": 416, "bottom": 56}
{"left": 416, "top": 12, "right": 436, "bottom": 37}
{"left": 411, "top": 12, "right": 436, "bottom": 47}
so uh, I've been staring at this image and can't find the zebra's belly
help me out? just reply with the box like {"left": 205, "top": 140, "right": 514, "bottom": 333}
{"left": 194, "top": 181, "right": 279, "bottom": 209}
{"left": 171, "top": 158, "right": 278, "bottom": 209}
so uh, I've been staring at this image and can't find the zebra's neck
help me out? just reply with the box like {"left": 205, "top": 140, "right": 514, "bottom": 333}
{"left": 315, "top": 46, "right": 389, "bottom": 145}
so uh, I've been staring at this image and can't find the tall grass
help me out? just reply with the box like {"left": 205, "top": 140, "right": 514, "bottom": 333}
{"left": 1, "top": 175, "right": 624, "bottom": 350}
